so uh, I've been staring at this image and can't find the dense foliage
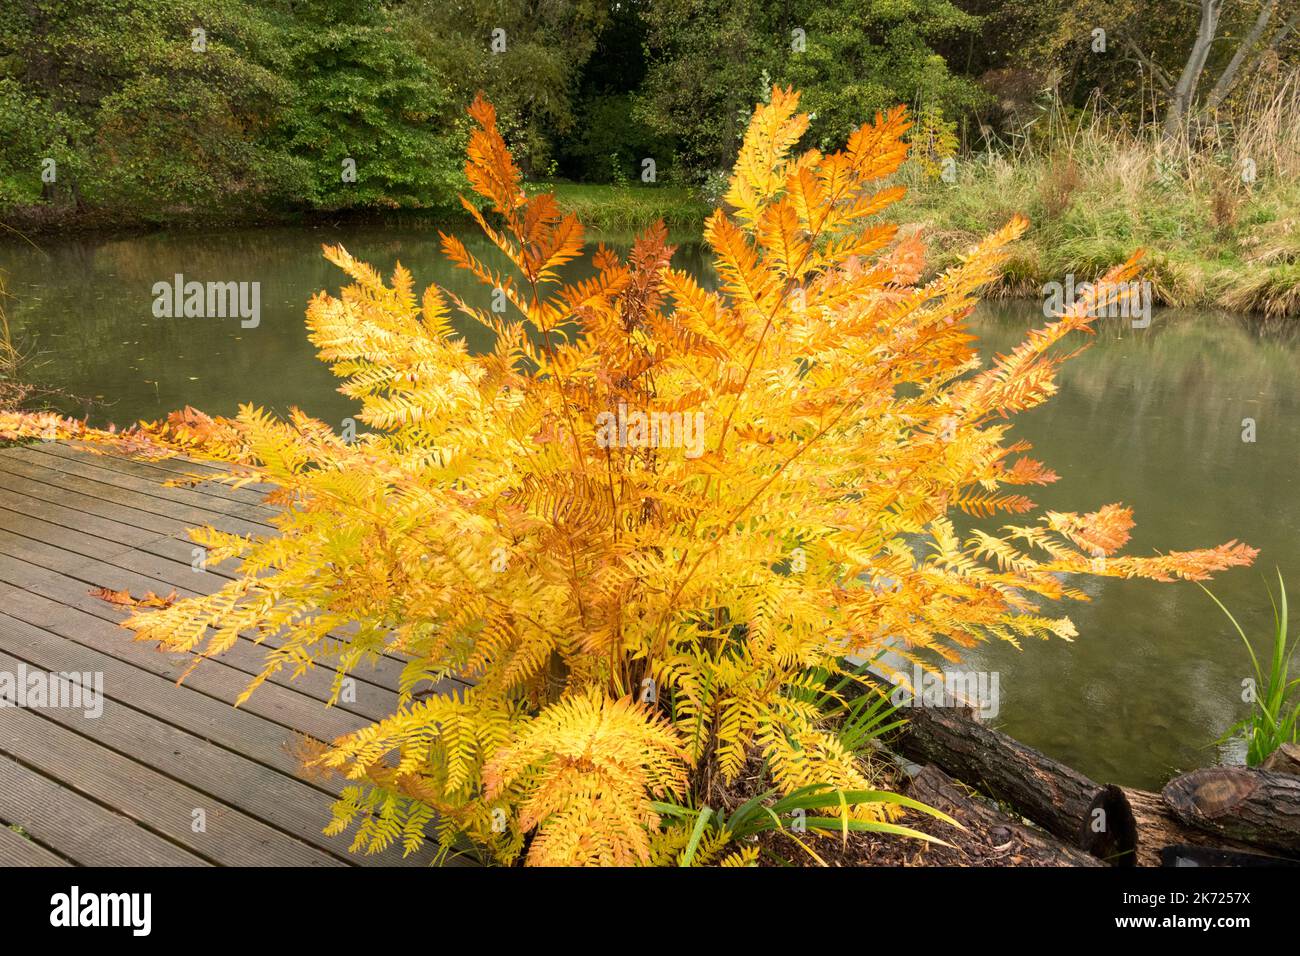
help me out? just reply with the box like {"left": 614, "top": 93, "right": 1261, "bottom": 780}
{"left": 0, "top": 90, "right": 1257, "bottom": 864}
{"left": 275, "top": 0, "right": 464, "bottom": 211}
{"left": 0, "top": 0, "right": 465, "bottom": 222}
{"left": 635, "top": 0, "right": 984, "bottom": 179}
{"left": 6, "top": 1, "right": 1294, "bottom": 225}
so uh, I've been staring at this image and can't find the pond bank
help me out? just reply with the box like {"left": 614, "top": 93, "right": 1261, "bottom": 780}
{"left": 6, "top": 174, "right": 1298, "bottom": 318}
{"left": 892, "top": 116, "right": 1300, "bottom": 319}
{"left": 481, "top": 177, "right": 1300, "bottom": 320}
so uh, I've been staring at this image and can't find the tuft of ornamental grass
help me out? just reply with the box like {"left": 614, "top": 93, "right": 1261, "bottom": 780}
{"left": 0, "top": 272, "right": 31, "bottom": 411}
{"left": 1203, "top": 571, "right": 1300, "bottom": 768}
{"left": 1217, "top": 262, "right": 1300, "bottom": 319}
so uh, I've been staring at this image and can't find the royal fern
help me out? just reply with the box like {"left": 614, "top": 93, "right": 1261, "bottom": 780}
{"left": 0, "top": 88, "right": 1257, "bottom": 866}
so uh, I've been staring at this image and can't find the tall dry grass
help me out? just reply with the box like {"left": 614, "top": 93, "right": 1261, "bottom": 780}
{"left": 0, "top": 272, "right": 44, "bottom": 413}
{"left": 898, "top": 71, "right": 1300, "bottom": 317}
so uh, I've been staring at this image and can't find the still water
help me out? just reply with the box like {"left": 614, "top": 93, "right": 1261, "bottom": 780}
{"left": 3, "top": 224, "right": 1297, "bottom": 790}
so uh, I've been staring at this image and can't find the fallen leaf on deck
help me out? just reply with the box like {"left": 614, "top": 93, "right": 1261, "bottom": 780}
{"left": 90, "top": 586, "right": 177, "bottom": 609}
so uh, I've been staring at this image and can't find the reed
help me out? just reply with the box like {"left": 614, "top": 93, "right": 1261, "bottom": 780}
{"left": 1204, "top": 571, "right": 1300, "bottom": 768}
{"left": 0, "top": 272, "right": 28, "bottom": 410}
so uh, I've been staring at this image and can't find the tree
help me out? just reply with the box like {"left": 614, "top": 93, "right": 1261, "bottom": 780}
{"left": 0, "top": 77, "right": 83, "bottom": 209}
{"left": 552, "top": 0, "right": 667, "bottom": 184}
{"left": 1201, "top": 0, "right": 1299, "bottom": 113}
{"left": 636, "top": 0, "right": 776, "bottom": 180}
{"left": 398, "top": 0, "right": 609, "bottom": 175}
{"left": 1042, "top": 0, "right": 1300, "bottom": 133}
{"left": 1, "top": 0, "right": 299, "bottom": 214}
{"left": 0, "top": 0, "right": 467, "bottom": 220}
{"left": 637, "top": 0, "right": 986, "bottom": 182}
{"left": 272, "top": 0, "right": 464, "bottom": 211}
{"left": 783, "top": 0, "right": 986, "bottom": 150}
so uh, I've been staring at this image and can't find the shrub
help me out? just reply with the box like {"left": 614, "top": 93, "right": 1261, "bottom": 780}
{"left": 0, "top": 79, "right": 63, "bottom": 208}
{"left": 272, "top": 7, "right": 465, "bottom": 212}
{"left": 0, "top": 89, "right": 1257, "bottom": 866}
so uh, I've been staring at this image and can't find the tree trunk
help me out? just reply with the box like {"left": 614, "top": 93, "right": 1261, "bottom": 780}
{"left": 1204, "top": 0, "right": 1278, "bottom": 113}
{"left": 1163, "top": 0, "right": 1224, "bottom": 138}
{"left": 907, "top": 764, "right": 1103, "bottom": 866}
{"left": 1206, "top": 5, "right": 1300, "bottom": 113}
{"left": 1163, "top": 767, "right": 1300, "bottom": 855}
{"left": 879, "top": 682, "right": 1300, "bottom": 864}
{"left": 890, "top": 703, "right": 1133, "bottom": 861}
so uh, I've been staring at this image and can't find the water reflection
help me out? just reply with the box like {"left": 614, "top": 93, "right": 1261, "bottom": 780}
{"left": 967, "top": 303, "right": 1299, "bottom": 787}
{"left": 2, "top": 227, "right": 1295, "bottom": 789}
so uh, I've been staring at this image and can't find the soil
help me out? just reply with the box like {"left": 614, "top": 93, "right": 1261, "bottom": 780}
{"left": 749, "top": 768, "right": 1095, "bottom": 867}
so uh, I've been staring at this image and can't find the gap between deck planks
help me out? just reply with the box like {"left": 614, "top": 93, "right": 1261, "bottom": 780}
{"left": 0, "top": 440, "right": 471, "bottom": 867}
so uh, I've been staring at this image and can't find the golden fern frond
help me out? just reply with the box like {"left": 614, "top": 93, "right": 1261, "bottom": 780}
{"left": 725, "top": 86, "right": 810, "bottom": 227}
{"left": 482, "top": 691, "right": 688, "bottom": 866}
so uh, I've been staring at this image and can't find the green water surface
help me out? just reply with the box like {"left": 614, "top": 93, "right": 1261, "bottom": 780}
{"left": 3, "top": 224, "right": 1296, "bottom": 790}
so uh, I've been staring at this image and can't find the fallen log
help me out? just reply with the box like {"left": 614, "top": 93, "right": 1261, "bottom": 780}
{"left": 1263, "top": 743, "right": 1300, "bottom": 776}
{"left": 889, "top": 703, "right": 1134, "bottom": 862}
{"left": 907, "top": 764, "right": 1103, "bottom": 866}
{"left": 875, "top": 681, "right": 1300, "bottom": 865}
{"left": 1118, "top": 786, "right": 1262, "bottom": 867}
{"left": 1163, "top": 767, "right": 1300, "bottom": 855}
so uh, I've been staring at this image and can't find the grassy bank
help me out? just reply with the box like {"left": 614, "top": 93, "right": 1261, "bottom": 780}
{"left": 538, "top": 81, "right": 1300, "bottom": 320}
{"left": 1, "top": 182, "right": 709, "bottom": 244}
{"left": 895, "top": 80, "right": 1300, "bottom": 318}
{"left": 539, "top": 182, "right": 710, "bottom": 237}
{"left": 8, "top": 85, "right": 1299, "bottom": 321}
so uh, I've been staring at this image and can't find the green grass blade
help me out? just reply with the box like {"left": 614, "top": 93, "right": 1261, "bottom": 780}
{"left": 678, "top": 806, "right": 713, "bottom": 867}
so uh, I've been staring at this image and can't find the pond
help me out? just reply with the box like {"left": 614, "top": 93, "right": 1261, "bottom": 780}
{"left": 3, "top": 224, "right": 1297, "bottom": 791}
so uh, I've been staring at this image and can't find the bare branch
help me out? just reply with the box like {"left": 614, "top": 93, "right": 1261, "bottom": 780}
{"left": 1119, "top": 33, "right": 1174, "bottom": 93}
{"left": 1205, "top": 0, "right": 1278, "bottom": 112}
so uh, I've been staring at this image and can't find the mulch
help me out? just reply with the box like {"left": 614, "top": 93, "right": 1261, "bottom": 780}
{"left": 749, "top": 764, "right": 1101, "bottom": 867}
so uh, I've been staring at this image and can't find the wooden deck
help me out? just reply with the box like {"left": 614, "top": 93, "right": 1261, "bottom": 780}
{"left": 0, "top": 439, "right": 458, "bottom": 866}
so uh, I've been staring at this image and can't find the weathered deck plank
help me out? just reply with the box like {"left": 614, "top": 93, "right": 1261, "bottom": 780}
{"left": 0, "top": 754, "right": 208, "bottom": 867}
{"left": 0, "top": 582, "right": 371, "bottom": 741}
{"left": 38, "top": 443, "right": 278, "bottom": 505}
{"left": 3, "top": 444, "right": 281, "bottom": 522}
{"left": 0, "top": 446, "right": 450, "bottom": 686}
{"left": 0, "top": 703, "right": 345, "bottom": 867}
{"left": 0, "top": 440, "right": 463, "bottom": 867}
{"left": 0, "top": 455, "right": 271, "bottom": 536}
{"left": 0, "top": 644, "right": 418, "bottom": 866}
{"left": 0, "top": 823, "right": 70, "bottom": 866}
{"left": 0, "top": 465, "right": 250, "bottom": 538}
{"left": 0, "top": 534, "right": 402, "bottom": 714}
